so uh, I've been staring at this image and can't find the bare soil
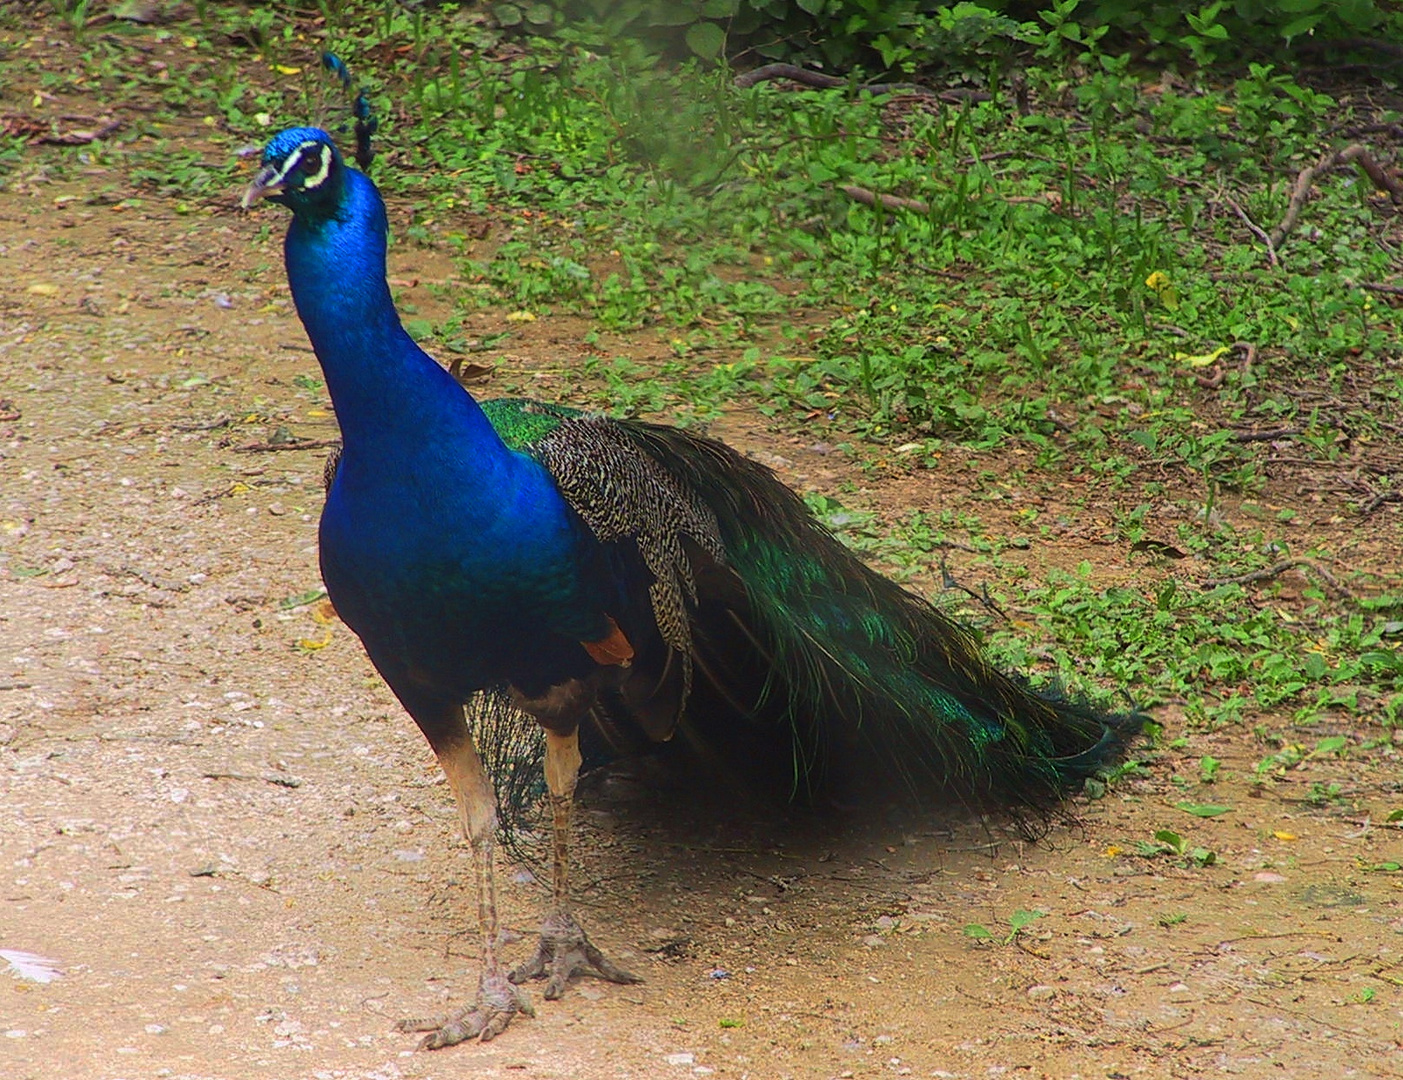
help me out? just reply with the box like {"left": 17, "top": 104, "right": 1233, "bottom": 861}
{"left": 3, "top": 39, "right": 1403, "bottom": 1080}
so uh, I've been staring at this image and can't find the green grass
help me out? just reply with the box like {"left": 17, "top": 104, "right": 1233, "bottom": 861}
{"left": 352, "top": 42, "right": 1398, "bottom": 505}
{"left": 6, "top": 1, "right": 1398, "bottom": 761}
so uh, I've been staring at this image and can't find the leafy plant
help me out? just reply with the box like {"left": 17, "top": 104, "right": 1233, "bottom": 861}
{"left": 964, "top": 908, "right": 1045, "bottom": 944}
{"left": 1135, "top": 829, "right": 1216, "bottom": 867}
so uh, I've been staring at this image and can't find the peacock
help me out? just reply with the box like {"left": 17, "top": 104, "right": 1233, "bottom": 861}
{"left": 242, "top": 127, "right": 1145, "bottom": 1049}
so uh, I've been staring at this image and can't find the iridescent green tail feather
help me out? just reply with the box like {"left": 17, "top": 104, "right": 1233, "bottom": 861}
{"left": 618, "top": 420, "right": 1145, "bottom": 819}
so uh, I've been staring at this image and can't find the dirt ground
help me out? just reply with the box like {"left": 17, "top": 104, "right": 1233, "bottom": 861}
{"left": 3, "top": 55, "right": 1403, "bottom": 1080}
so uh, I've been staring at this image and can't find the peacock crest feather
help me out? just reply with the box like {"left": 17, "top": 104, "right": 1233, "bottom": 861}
{"left": 319, "top": 52, "right": 377, "bottom": 173}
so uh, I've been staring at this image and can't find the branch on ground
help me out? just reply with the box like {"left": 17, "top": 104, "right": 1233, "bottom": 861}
{"left": 1203, "top": 558, "right": 1353, "bottom": 600}
{"left": 233, "top": 438, "right": 342, "bottom": 453}
{"left": 735, "top": 64, "right": 988, "bottom": 105}
{"left": 840, "top": 185, "right": 930, "bottom": 214}
{"left": 1271, "top": 144, "right": 1403, "bottom": 249}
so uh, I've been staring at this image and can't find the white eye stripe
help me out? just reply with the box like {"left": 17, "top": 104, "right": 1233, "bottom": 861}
{"left": 300, "top": 143, "right": 333, "bottom": 190}
{"left": 270, "top": 141, "right": 332, "bottom": 190}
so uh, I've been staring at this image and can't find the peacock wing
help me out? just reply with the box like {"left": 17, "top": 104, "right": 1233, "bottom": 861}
{"left": 482, "top": 399, "right": 730, "bottom": 741}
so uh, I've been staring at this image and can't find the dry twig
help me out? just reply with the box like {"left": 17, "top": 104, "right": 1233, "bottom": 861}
{"left": 1203, "top": 558, "right": 1352, "bottom": 599}
{"left": 1231, "top": 341, "right": 1257, "bottom": 372}
{"left": 840, "top": 185, "right": 930, "bottom": 214}
{"left": 233, "top": 437, "right": 342, "bottom": 453}
{"left": 1358, "top": 490, "right": 1402, "bottom": 516}
{"left": 202, "top": 771, "right": 303, "bottom": 789}
{"left": 1271, "top": 144, "right": 1403, "bottom": 248}
{"left": 1229, "top": 425, "right": 1302, "bottom": 443}
{"left": 36, "top": 118, "right": 121, "bottom": 145}
{"left": 1223, "top": 194, "right": 1278, "bottom": 267}
{"left": 735, "top": 63, "right": 988, "bottom": 104}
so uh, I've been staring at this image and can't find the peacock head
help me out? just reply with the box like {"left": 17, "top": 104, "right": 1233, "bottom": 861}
{"left": 242, "top": 127, "right": 346, "bottom": 215}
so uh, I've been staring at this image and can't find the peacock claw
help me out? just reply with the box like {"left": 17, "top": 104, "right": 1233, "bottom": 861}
{"left": 397, "top": 969, "right": 535, "bottom": 1049}
{"left": 509, "top": 910, "right": 642, "bottom": 1000}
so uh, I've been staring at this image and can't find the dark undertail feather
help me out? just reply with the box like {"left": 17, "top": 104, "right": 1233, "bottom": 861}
{"left": 465, "top": 690, "right": 548, "bottom": 860}
{"left": 616, "top": 420, "right": 1146, "bottom": 823}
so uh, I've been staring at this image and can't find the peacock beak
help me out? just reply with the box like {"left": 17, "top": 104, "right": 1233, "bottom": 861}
{"left": 241, "top": 164, "right": 285, "bottom": 209}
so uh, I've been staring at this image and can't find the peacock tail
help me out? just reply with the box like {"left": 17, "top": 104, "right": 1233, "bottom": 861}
{"left": 622, "top": 419, "right": 1142, "bottom": 813}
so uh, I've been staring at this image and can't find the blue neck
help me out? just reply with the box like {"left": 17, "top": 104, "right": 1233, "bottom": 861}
{"left": 283, "top": 170, "right": 499, "bottom": 457}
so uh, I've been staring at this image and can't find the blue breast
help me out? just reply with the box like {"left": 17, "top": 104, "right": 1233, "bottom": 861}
{"left": 317, "top": 423, "right": 611, "bottom": 698}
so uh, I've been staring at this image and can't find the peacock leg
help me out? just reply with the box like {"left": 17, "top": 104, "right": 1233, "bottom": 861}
{"left": 509, "top": 728, "right": 642, "bottom": 999}
{"left": 397, "top": 722, "right": 534, "bottom": 1048}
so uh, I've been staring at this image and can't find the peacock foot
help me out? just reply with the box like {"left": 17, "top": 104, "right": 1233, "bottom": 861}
{"left": 509, "top": 909, "right": 643, "bottom": 1000}
{"left": 397, "top": 968, "right": 535, "bottom": 1049}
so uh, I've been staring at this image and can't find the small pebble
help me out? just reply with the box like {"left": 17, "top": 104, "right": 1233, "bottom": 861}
{"left": 664, "top": 1052, "right": 695, "bottom": 1066}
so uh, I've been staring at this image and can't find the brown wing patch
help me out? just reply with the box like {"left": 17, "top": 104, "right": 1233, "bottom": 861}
{"left": 582, "top": 615, "right": 634, "bottom": 667}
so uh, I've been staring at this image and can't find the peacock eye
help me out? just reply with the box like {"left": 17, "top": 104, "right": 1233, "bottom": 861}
{"left": 284, "top": 143, "right": 333, "bottom": 191}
